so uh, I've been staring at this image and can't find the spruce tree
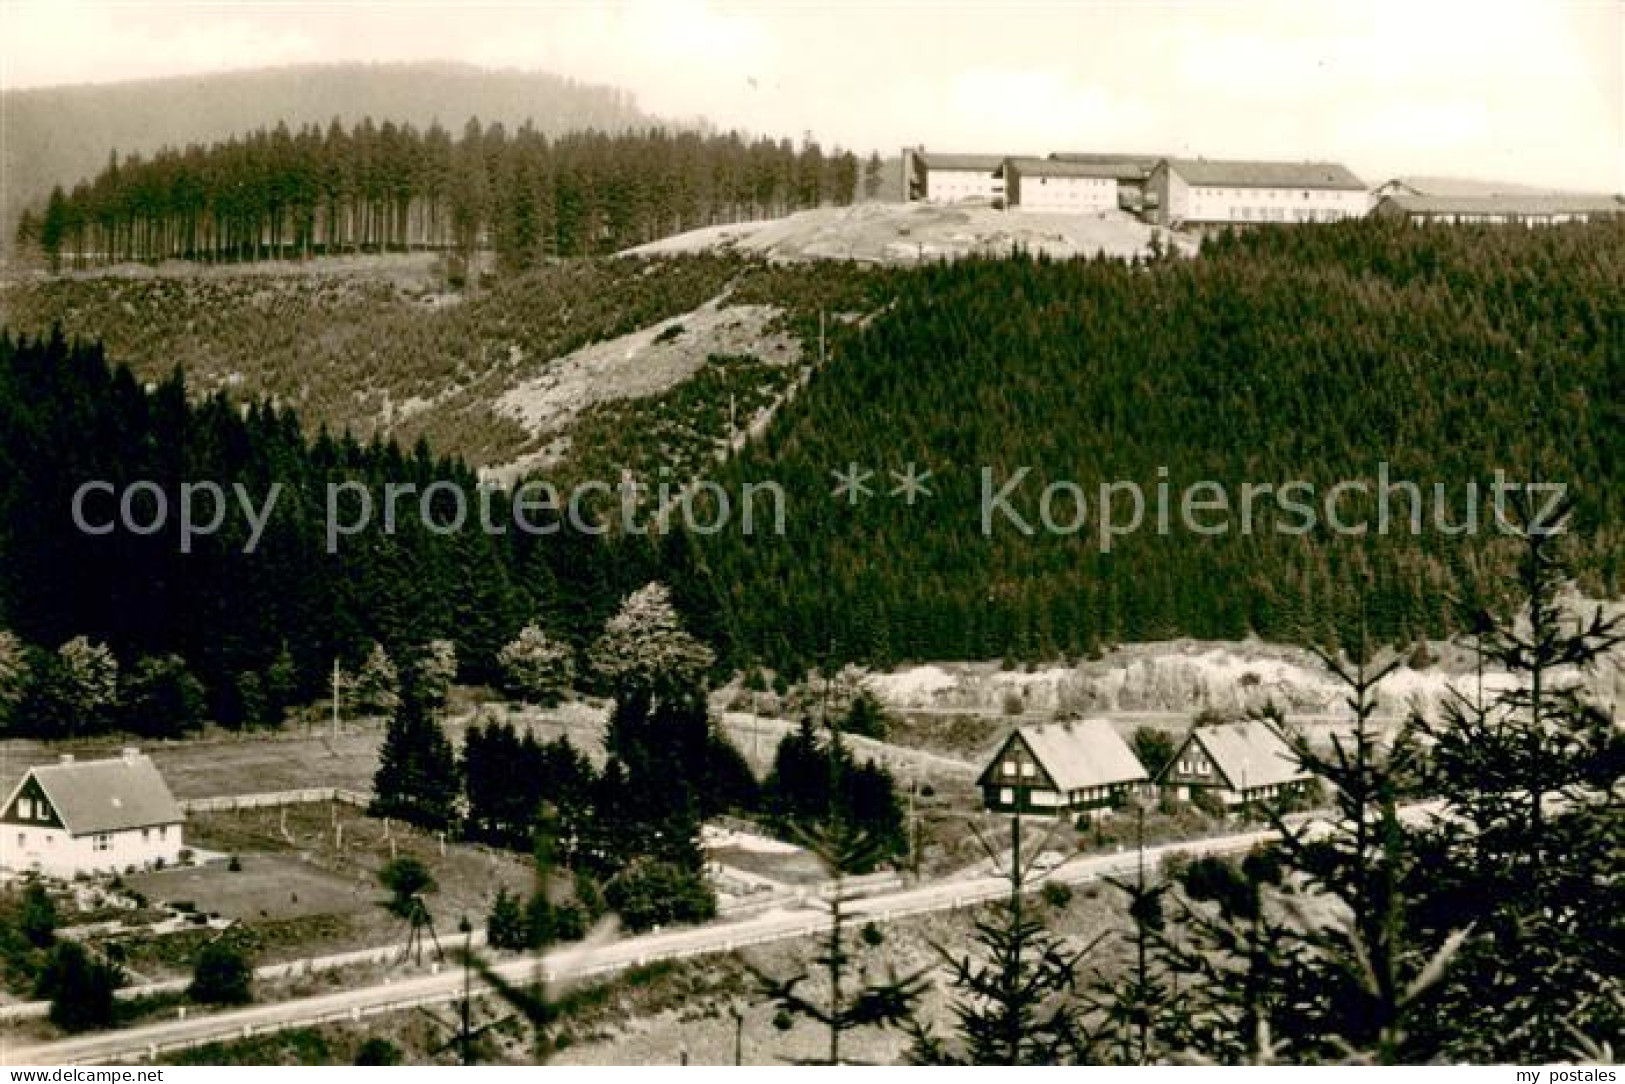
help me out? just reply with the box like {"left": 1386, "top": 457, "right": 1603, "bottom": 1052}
{"left": 1408, "top": 494, "right": 1624, "bottom": 1059}
{"left": 910, "top": 816, "right": 1099, "bottom": 1065}
{"left": 372, "top": 683, "right": 460, "bottom": 831}
{"left": 755, "top": 815, "right": 927, "bottom": 1064}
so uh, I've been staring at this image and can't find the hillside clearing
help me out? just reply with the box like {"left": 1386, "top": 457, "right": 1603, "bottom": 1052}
{"left": 621, "top": 201, "right": 1195, "bottom": 264}
{"left": 487, "top": 294, "right": 800, "bottom": 482}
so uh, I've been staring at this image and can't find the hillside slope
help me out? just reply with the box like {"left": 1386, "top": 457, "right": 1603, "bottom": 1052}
{"left": 5, "top": 223, "right": 1621, "bottom": 674}
{"left": 0, "top": 254, "right": 890, "bottom": 481}
{"left": 623, "top": 201, "right": 1192, "bottom": 264}
{"left": 691, "top": 220, "right": 1625, "bottom": 669}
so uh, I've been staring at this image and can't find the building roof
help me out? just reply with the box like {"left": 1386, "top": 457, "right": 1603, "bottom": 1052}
{"left": 1377, "top": 175, "right": 1592, "bottom": 198}
{"left": 19, "top": 752, "right": 183, "bottom": 836}
{"left": 1163, "top": 158, "right": 1366, "bottom": 191}
{"left": 917, "top": 152, "right": 1010, "bottom": 173}
{"left": 1186, "top": 721, "right": 1308, "bottom": 791}
{"left": 992, "top": 719, "right": 1149, "bottom": 791}
{"left": 1004, "top": 156, "right": 1131, "bottom": 180}
{"left": 1376, "top": 193, "right": 1624, "bottom": 217}
{"left": 1046, "top": 153, "right": 1163, "bottom": 180}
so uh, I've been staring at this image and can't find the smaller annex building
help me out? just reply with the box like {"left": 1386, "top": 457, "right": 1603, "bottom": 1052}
{"left": 1158, "top": 720, "right": 1310, "bottom": 808}
{"left": 2, "top": 749, "right": 185, "bottom": 878}
{"left": 902, "top": 149, "right": 1010, "bottom": 204}
{"left": 1371, "top": 192, "right": 1623, "bottom": 226}
{"left": 1000, "top": 157, "right": 1122, "bottom": 214}
{"left": 979, "top": 718, "right": 1148, "bottom": 819}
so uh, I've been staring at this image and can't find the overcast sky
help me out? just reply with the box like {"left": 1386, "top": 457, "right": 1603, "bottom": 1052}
{"left": 3, "top": 0, "right": 1620, "bottom": 191}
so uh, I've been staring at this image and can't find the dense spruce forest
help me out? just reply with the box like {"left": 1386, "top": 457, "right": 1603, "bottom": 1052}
{"left": 2, "top": 221, "right": 1622, "bottom": 710}
{"left": 0, "top": 62, "right": 658, "bottom": 257}
{"left": 0, "top": 330, "right": 715, "bottom": 730}
{"left": 695, "top": 221, "right": 1625, "bottom": 670}
{"left": 16, "top": 119, "right": 861, "bottom": 269}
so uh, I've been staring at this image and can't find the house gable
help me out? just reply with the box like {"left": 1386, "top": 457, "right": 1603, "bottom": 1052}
{"left": 978, "top": 732, "right": 1057, "bottom": 792}
{"left": 25, "top": 753, "right": 184, "bottom": 837}
{"left": 1158, "top": 732, "right": 1235, "bottom": 790}
{"left": 1, "top": 774, "right": 64, "bottom": 830}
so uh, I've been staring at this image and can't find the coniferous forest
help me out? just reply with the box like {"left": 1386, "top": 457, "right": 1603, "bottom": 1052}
{"left": 0, "top": 329, "right": 702, "bottom": 730}
{"left": 2, "top": 220, "right": 1623, "bottom": 723}
{"left": 16, "top": 119, "right": 860, "bottom": 270}
{"left": 696, "top": 221, "right": 1625, "bottom": 671}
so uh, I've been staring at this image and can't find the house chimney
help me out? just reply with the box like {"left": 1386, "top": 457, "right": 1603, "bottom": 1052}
{"left": 58, "top": 754, "right": 75, "bottom": 765}
{"left": 121, "top": 746, "right": 140, "bottom": 763}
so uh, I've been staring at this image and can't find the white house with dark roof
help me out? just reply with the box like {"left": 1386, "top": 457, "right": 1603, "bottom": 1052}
{"left": 1158, "top": 719, "right": 1310, "bottom": 808}
{"left": 978, "top": 718, "right": 1149, "bottom": 819}
{"left": 903, "top": 149, "right": 1010, "bottom": 204}
{"left": 1001, "top": 157, "right": 1122, "bottom": 214}
{"left": 1146, "top": 158, "right": 1369, "bottom": 226}
{"left": 2, "top": 749, "right": 184, "bottom": 877}
{"left": 1046, "top": 153, "right": 1163, "bottom": 211}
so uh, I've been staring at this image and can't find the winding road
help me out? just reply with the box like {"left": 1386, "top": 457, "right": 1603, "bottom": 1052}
{"left": 7, "top": 806, "right": 1447, "bottom": 1066}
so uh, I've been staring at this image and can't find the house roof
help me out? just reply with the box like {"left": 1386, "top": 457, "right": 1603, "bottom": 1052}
{"left": 1376, "top": 193, "right": 1624, "bottom": 217}
{"left": 918, "top": 152, "right": 1009, "bottom": 173}
{"left": 1186, "top": 721, "right": 1308, "bottom": 791}
{"left": 20, "top": 753, "right": 183, "bottom": 836}
{"left": 990, "top": 719, "right": 1149, "bottom": 791}
{"left": 1046, "top": 153, "right": 1163, "bottom": 180}
{"left": 1163, "top": 158, "right": 1366, "bottom": 191}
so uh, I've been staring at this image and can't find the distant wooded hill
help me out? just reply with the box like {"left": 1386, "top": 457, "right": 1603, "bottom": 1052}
{"left": 16, "top": 119, "right": 860, "bottom": 269}
{"left": 0, "top": 62, "right": 656, "bottom": 258}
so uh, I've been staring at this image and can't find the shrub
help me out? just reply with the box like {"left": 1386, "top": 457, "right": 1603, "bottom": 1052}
{"left": 552, "top": 903, "right": 588, "bottom": 943}
{"left": 1041, "top": 882, "right": 1073, "bottom": 909}
{"left": 36, "top": 942, "right": 120, "bottom": 1032}
{"left": 355, "top": 1038, "right": 403, "bottom": 1065}
{"left": 188, "top": 940, "right": 254, "bottom": 1005}
{"left": 605, "top": 860, "right": 717, "bottom": 933}
{"left": 486, "top": 887, "right": 528, "bottom": 951}
{"left": 19, "top": 883, "right": 57, "bottom": 949}
{"left": 1190, "top": 787, "right": 1227, "bottom": 819}
{"left": 842, "top": 689, "right": 891, "bottom": 739}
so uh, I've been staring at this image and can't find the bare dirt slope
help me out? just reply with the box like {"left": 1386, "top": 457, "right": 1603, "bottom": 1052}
{"left": 487, "top": 293, "right": 800, "bottom": 482}
{"left": 621, "top": 201, "right": 1194, "bottom": 264}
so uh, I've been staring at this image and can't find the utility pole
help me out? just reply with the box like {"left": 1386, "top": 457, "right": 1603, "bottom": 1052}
{"left": 331, "top": 658, "right": 342, "bottom": 741}
{"left": 907, "top": 774, "right": 922, "bottom": 882}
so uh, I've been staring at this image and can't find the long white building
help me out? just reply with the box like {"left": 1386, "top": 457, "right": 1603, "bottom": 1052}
{"left": 2, "top": 749, "right": 185, "bottom": 877}
{"left": 1146, "top": 159, "right": 1369, "bottom": 226}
